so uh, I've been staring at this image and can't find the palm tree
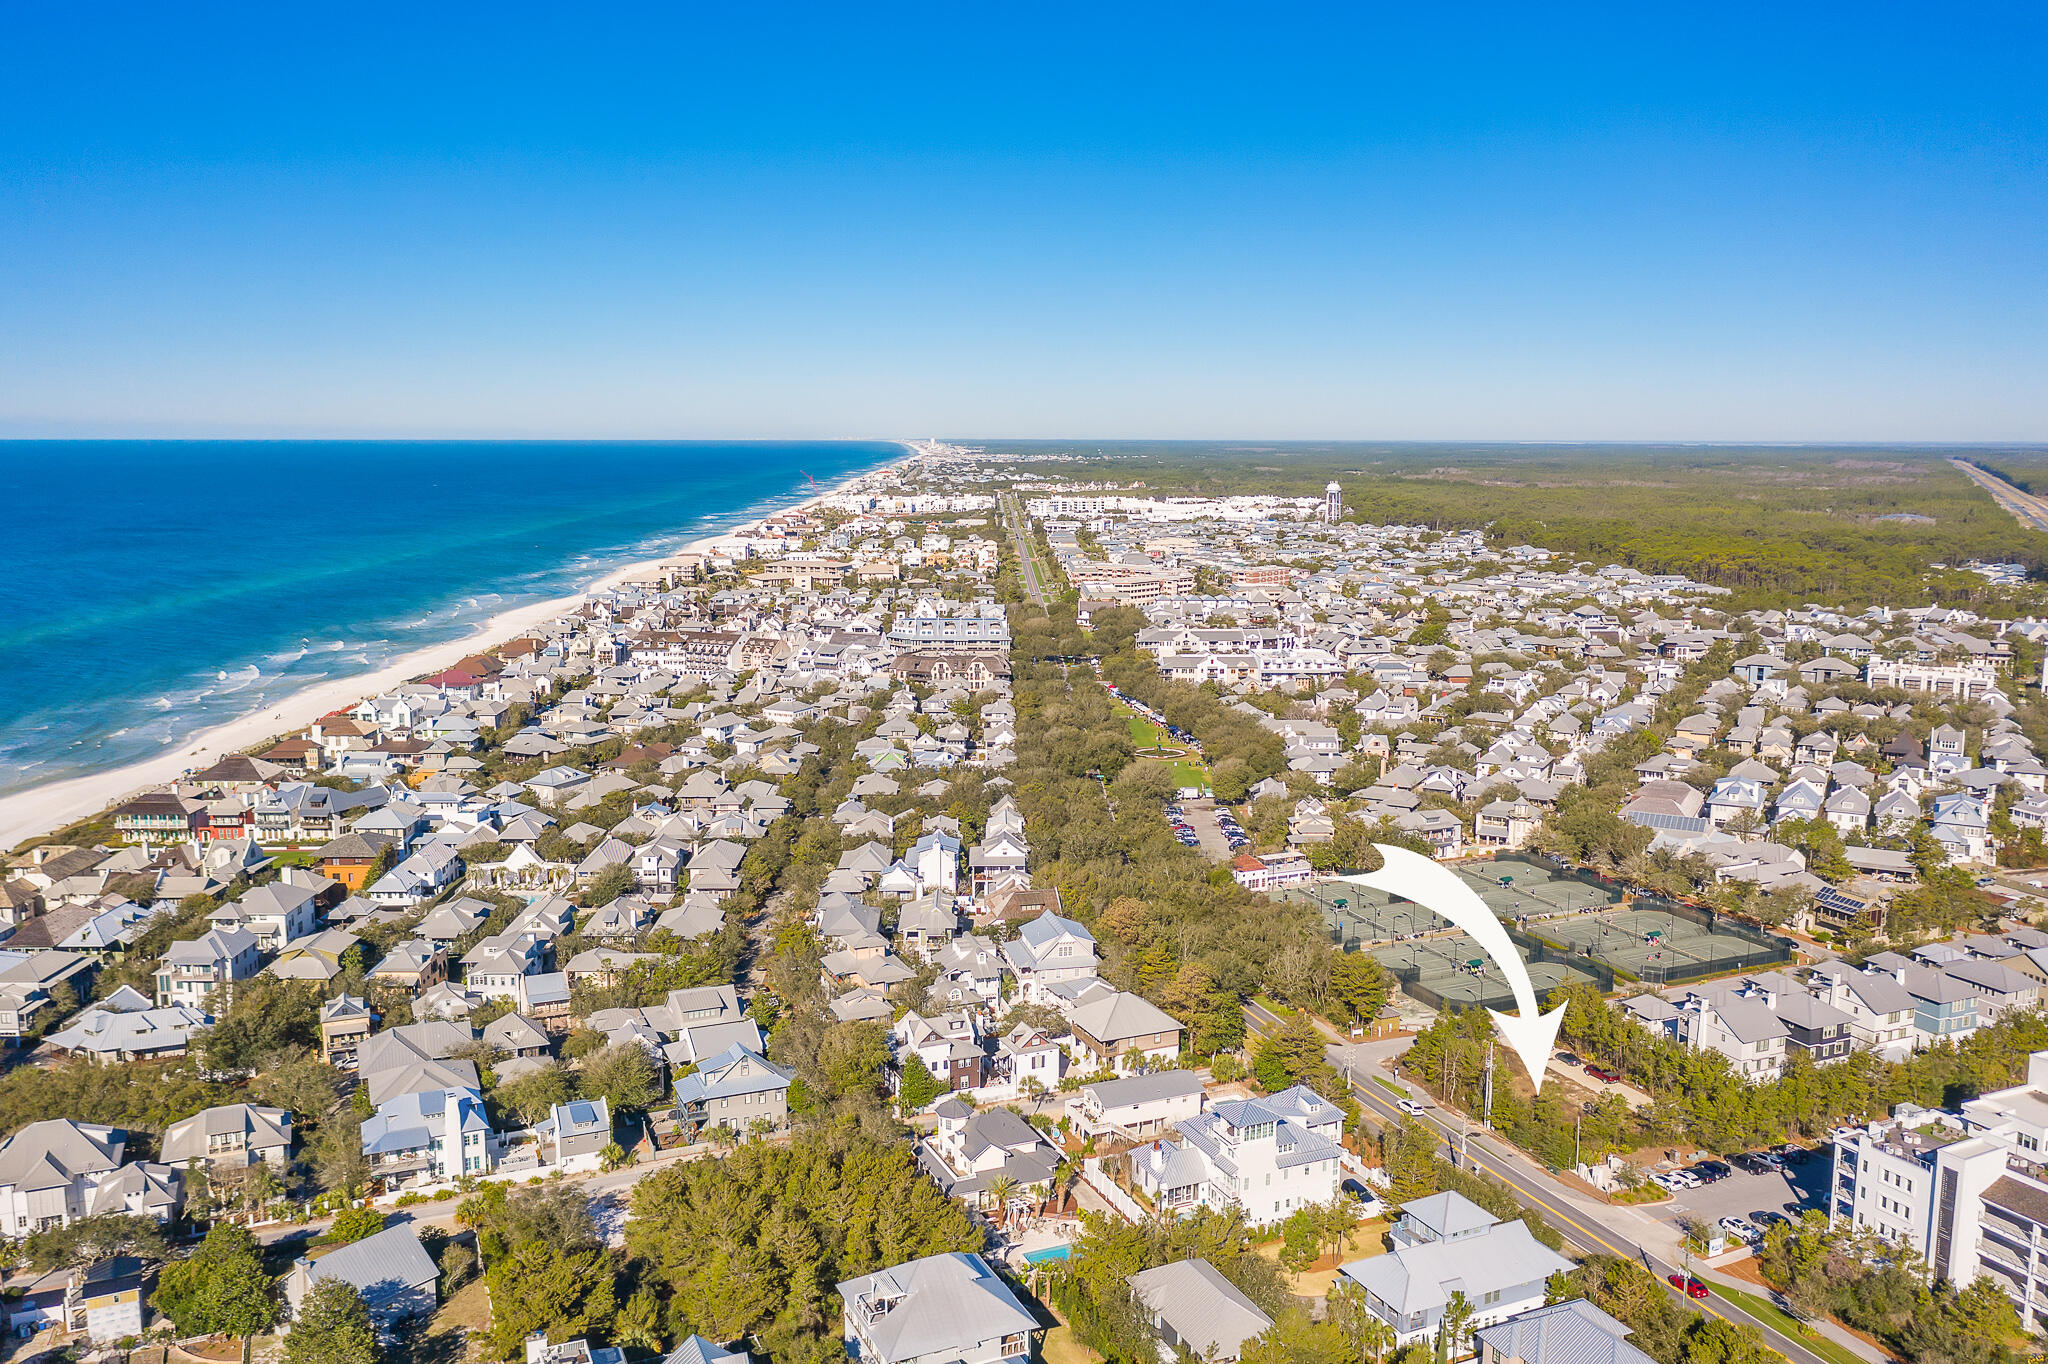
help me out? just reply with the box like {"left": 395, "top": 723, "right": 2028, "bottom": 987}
{"left": 986, "top": 1175, "right": 1021, "bottom": 1228}
{"left": 1361, "top": 1315, "right": 1396, "bottom": 1364}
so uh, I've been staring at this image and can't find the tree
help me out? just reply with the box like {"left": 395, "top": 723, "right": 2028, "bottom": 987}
{"left": 314, "top": 1122, "right": 370, "bottom": 1198}
{"left": 285, "top": 1280, "right": 381, "bottom": 1364}
{"left": 584, "top": 864, "right": 634, "bottom": 908}
{"left": 986, "top": 1175, "right": 1021, "bottom": 1227}
{"left": 614, "top": 1286, "right": 666, "bottom": 1353}
{"left": 327, "top": 1206, "right": 386, "bottom": 1244}
{"left": 484, "top": 1236, "right": 619, "bottom": 1359}
{"left": 153, "top": 1222, "right": 279, "bottom": 1338}
{"left": 896, "top": 1055, "right": 945, "bottom": 1112}
{"left": 578, "top": 1042, "right": 661, "bottom": 1113}
{"left": 498, "top": 1061, "right": 573, "bottom": 1127}
{"left": 1279, "top": 1208, "right": 1323, "bottom": 1271}
{"left": 22, "top": 1212, "right": 168, "bottom": 1271}
{"left": 1437, "top": 1289, "right": 1475, "bottom": 1363}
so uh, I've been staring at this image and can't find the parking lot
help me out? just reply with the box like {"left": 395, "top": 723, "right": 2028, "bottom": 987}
{"left": 1652, "top": 1148, "right": 1833, "bottom": 1239}
{"left": 1164, "top": 798, "right": 1240, "bottom": 862}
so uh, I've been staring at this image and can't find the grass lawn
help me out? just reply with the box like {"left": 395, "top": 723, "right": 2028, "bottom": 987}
{"left": 1125, "top": 715, "right": 1162, "bottom": 745}
{"left": 1256, "top": 1219, "right": 1390, "bottom": 1297}
{"left": 1168, "top": 758, "right": 1210, "bottom": 788}
{"left": 1708, "top": 1282, "right": 1869, "bottom": 1364}
{"left": 1041, "top": 1325, "right": 1102, "bottom": 1364}
{"left": 1372, "top": 1074, "right": 1406, "bottom": 1095}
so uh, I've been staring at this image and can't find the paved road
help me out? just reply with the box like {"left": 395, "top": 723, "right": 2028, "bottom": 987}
{"left": 1000, "top": 491, "right": 1052, "bottom": 605}
{"left": 1241, "top": 1001, "right": 1877, "bottom": 1364}
{"left": 1953, "top": 457, "right": 2048, "bottom": 532}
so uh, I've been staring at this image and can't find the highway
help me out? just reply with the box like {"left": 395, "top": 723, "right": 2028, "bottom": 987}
{"left": 1000, "top": 490, "right": 1052, "bottom": 605}
{"left": 1241, "top": 1000, "right": 1869, "bottom": 1364}
{"left": 1953, "top": 457, "right": 2048, "bottom": 532}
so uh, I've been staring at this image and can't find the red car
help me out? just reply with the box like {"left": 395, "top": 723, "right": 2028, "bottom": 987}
{"left": 1584, "top": 1064, "right": 1621, "bottom": 1083}
{"left": 1667, "top": 1273, "right": 1709, "bottom": 1299}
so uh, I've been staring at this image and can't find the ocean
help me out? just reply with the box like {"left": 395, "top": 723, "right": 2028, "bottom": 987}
{"left": 0, "top": 440, "right": 904, "bottom": 799}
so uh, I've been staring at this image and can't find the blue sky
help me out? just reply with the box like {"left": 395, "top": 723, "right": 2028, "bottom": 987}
{"left": 2, "top": 5, "right": 2043, "bottom": 440}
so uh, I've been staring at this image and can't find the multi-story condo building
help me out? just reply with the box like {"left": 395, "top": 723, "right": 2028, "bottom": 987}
{"left": 1833, "top": 1052, "right": 2048, "bottom": 1328}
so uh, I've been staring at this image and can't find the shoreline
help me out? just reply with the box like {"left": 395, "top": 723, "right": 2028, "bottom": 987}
{"left": 0, "top": 445, "right": 919, "bottom": 853}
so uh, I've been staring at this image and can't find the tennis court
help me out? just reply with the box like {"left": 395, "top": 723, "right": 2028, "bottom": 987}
{"left": 1458, "top": 861, "right": 1622, "bottom": 917}
{"left": 1370, "top": 934, "right": 1602, "bottom": 1011}
{"left": 1533, "top": 905, "right": 1788, "bottom": 980}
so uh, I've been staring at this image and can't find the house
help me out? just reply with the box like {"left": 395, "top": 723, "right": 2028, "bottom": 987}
{"left": 838, "top": 1252, "right": 1040, "bottom": 1364}
{"left": 918, "top": 1099, "right": 1061, "bottom": 1210}
{"left": 160, "top": 1104, "right": 294, "bottom": 1171}
{"left": 1127, "top": 1259, "right": 1273, "bottom": 1364}
{"left": 672, "top": 1044, "right": 794, "bottom": 1139}
{"left": 366, "top": 844, "right": 463, "bottom": 906}
{"left": 662, "top": 1339, "right": 747, "bottom": 1364}
{"left": 893, "top": 1010, "right": 988, "bottom": 1093}
{"left": 1065, "top": 986, "right": 1183, "bottom": 1073}
{"left": 370, "top": 940, "right": 450, "bottom": 994}
{"left": 0, "top": 1120, "right": 180, "bottom": 1238}
{"left": 44, "top": 991, "right": 209, "bottom": 1064}
{"left": 155, "top": 928, "right": 260, "bottom": 1008}
{"left": 321, "top": 994, "right": 375, "bottom": 1070}
{"left": 111, "top": 791, "right": 203, "bottom": 845}
{"left": 285, "top": 1223, "right": 439, "bottom": 1339}
{"left": 536, "top": 1098, "right": 612, "bottom": 1169}
{"left": 1067, "top": 1070, "right": 1207, "bottom": 1139}
{"left": 1474, "top": 1300, "right": 1658, "bottom": 1364}
{"left": 1338, "top": 1192, "right": 1571, "bottom": 1347}
{"left": 999, "top": 911, "right": 1098, "bottom": 1004}
{"left": 210, "top": 881, "right": 318, "bottom": 950}
{"left": 267, "top": 928, "right": 363, "bottom": 984}
{"left": 1130, "top": 1087, "right": 1345, "bottom": 1226}
{"left": 360, "top": 1086, "right": 496, "bottom": 1185}
{"left": 1474, "top": 799, "right": 1543, "bottom": 851}
{"left": 315, "top": 832, "right": 397, "bottom": 892}
{"left": 8, "top": 1257, "right": 160, "bottom": 1344}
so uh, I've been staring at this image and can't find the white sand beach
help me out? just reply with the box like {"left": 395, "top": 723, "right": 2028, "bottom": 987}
{"left": 0, "top": 448, "right": 917, "bottom": 853}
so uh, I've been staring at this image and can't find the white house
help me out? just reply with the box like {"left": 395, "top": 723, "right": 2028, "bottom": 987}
{"left": 1338, "top": 1192, "right": 1571, "bottom": 1347}
{"left": 1130, "top": 1088, "right": 1345, "bottom": 1226}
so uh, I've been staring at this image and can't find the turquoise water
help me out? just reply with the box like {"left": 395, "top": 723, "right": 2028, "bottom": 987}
{"left": 0, "top": 440, "right": 902, "bottom": 797}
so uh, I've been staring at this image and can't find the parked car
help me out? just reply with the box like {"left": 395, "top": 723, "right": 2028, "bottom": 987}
{"left": 1720, "top": 1216, "right": 1762, "bottom": 1241}
{"left": 1584, "top": 1064, "right": 1621, "bottom": 1083}
{"left": 1397, "top": 1098, "right": 1427, "bottom": 1116}
{"left": 1755, "top": 1150, "right": 1786, "bottom": 1171}
{"left": 1667, "top": 1274, "right": 1710, "bottom": 1300}
{"left": 1694, "top": 1160, "right": 1732, "bottom": 1180}
{"left": 1668, "top": 1171, "right": 1702, "bottom": 1190}
{"left": 1649, "top": 1173, "right": 1680, "bottom": 1192}
{"left": 1556, "top": 1051, "right": 1582, "bottom": 1066}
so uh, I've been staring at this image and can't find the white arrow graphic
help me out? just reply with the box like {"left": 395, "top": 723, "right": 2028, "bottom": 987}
{"left": 1337, "top": 844, "right": 1570, "bottom": 1093}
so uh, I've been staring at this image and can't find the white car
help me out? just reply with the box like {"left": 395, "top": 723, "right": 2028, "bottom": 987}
{"left": 1668, "top": 1171, "right": 1702, "bottom": 1190}
{"left": 1397, "top": 1098, "right": 1427, "bottom": 1117}
{"left": 1649, "top": 1173, "right": 1680, "bottom": 1192}
{"left": 1720, "top": 1216, "right": 1761, "bottom": 1241}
